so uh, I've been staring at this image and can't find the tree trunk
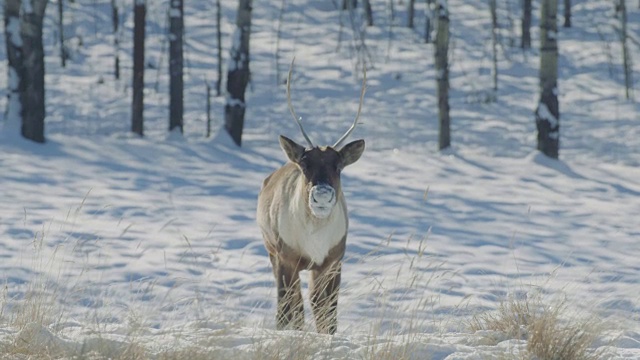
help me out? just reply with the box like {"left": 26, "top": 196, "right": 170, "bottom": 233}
{"left": 563, "top": 0, "right": 571, "bottom": 27}
{"left": 407, "top": 0, "right": 415, "bottom": 28}
{"left": 425, "top": 0, "right": 434, "bottom": 43}
{"left": 342, "top": 0, "right": 357, "bottom": 10}
{"left": 58, "top": 0, "right": 66, "bottom": 67}
{"left": 522, "top": 0, "right": 532, "bottom": 49}
{"left": 20, "top": 0, "right": 49, "bottom": 143}
{"left": 111, "top": 0, "right": 120, "bottom": 79}
{"left": 363, "top": 0, "right": 373, "bottom": 26}
{"left": 435, "top": 1, "right": 450, "bottom": 150}
{"left": 131, "top": 0, "right": 146, "bottom": 136}
{"left": 535, "top": 0, "right": 559, "bottom": 158}
{"left": 169, "top": 0, "right": 184, "bottom": 133}
{"left": 4, "top": 0, "right": 23, "bottom": 135}
{"left": 619, "top": 0, "right": 633, "bottom": 100}
{"left": 216, "top": 0, "right": 222, "bottom": 96}
{"left": 224, "top": 0, "right": 252, "bottom": 146}
{"left": 490, "top": 0, "right": 498, "bottom": 100}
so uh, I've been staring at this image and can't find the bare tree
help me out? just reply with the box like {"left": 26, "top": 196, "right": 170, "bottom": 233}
{"left": 408, "top": 0, "right": 415, "bottom": 28}
{"left": 224, "top": 0, "right": 252, "bottom": 146}
{"left": 363, "top": 0, "right": 373, "bottom": 26}
{"left": 490, "top": 0, "right": 498, "bottom": 100}
{"left": 522, "top": 0, "right": 532, "bottom": 49}
{"left": 563, "top": 0, "right": 571, "bottom": 27}
{"left": 617, "top": 0, "right": 633, "bottom": 100}
{"left": 169, "top": 0, "right": 184, "bottom": 133}
{"left": 111, "top": 0, "right": 120, "bottom": 79}
{"left": 215, "top": 0, "right": 222, "bottom": 96}
{"left": 4, "top": 0, "right": 49, "bottom": 143}
{"left": 58, "top": 0, "right": 67, "bottom": 67}
{"left": 435, "top": 0, "right": 450, "bottom": 150}
{"left": 535, "top": 0, "right": 559, "bottom": 158}
{"left": 131, "top": 0, "right": 146, "bottom": 136}
{"left": 425, "top": 0, "right": 434, "bottom": 43}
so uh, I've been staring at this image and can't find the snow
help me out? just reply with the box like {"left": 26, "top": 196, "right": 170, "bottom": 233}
{"left": 536, "top": 102, "right": 559, "bottom": 127}
{"left": 0, "top": 0, "right": 639, "bottom": 358}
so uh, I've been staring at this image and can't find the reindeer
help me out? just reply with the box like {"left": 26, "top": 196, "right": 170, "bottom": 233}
{"left": 256, "top": 62, "right": 366, "bottom": 334}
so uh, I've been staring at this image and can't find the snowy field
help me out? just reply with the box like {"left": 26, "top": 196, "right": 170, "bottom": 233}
{"left": 1, "top": 0, "right": 639, "bottom": 358}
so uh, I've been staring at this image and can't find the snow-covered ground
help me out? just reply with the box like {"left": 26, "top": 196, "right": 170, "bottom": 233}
{"left": 0, "top": 0, "right": 639, "bottom": 358}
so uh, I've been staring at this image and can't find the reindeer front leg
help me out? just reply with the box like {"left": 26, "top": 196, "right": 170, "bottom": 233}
{"left": 310, "top": 261, "right": 342, "bottom": 334}
{"left": 270, "top": 254, "right": 304, "bottom": 331}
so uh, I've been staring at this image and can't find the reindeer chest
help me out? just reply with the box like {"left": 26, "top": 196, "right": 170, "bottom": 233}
{"left": 278, "top": 205, "right": 347, "bottom": 266}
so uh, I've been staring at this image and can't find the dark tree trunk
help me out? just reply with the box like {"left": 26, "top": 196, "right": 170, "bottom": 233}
{"left": 20, "top": 0, "right": 49, "bottom": 143}
{"left": 224, "top": 0, "right": 252, "bottom": 146}
{"left": 522, "top": 0, "right": 532, "bottom": 49}
{"left": 216, "top": 0, "right": 222, "bottom": 96}
{"left": 435, "top": 2, "right": 450, "bottom": 150}
{"left": 111, "top": 0, "right": 120, "bottom": 79}
{"left": 342, "top": 0, "right": 357, "bottom": 10}
{"left": 563, "top": 0, "right": 571, "bottom": 27}
{"left": 535, "top": 0, "right": 559, "bottom": 158}
{"left": 408, "top": 0, "right": 415, "bottom": 28}
{"left": 169, "top": 0, "right": 184, "bottom": 133}
{"left": 3, "top": 0, "right": 47, "bottom": 140}
{"left": 490, "top": 0, "right": 498, "bottom": 99}
{"left": 58, "top": 0, "right": 66, "bottom": 67}
{"left": 619, "top": 0, "right": 633, "bottom": 100}
{"left": 363, "top": 0, "right": 373, "bottom": 26}
{"left": 131, "top": 0, "right": 146, "bottom": 136}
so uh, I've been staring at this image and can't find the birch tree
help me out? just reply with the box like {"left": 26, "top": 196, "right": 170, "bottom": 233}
{"left": 435, "top": 0, "right": 450, "bottom": 150}
{"left": 224, "top": 0, "right": 252, "bottom": 146}
{"left": 169, "top": 0, "right": 184, "bottom": 133}
{"left": 3, "top": 0, "right": 48, "bottom": 143}
{"left": 535, "top": 0, "right": 559, "bottom": 158}
{"left": 131, "top": 0, "right": 146, "bottom": 136}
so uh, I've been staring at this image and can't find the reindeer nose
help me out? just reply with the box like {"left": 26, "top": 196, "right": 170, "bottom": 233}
{"left": 311, "top": 185, "right": 335, "bottom": 204}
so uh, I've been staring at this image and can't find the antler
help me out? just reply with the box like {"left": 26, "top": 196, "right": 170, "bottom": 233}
{"left": 333, "top": 65, "right": 367, "bottom": 149}
{"left": 287, "top": 58, "right": 314, "bottom": 148}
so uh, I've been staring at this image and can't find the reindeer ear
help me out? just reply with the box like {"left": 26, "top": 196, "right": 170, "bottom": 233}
{"left": 339, "top": 139, "right": 365, "bottom": 168}
{"left": 279, "top": 135, "right": 306, "bottom": 164}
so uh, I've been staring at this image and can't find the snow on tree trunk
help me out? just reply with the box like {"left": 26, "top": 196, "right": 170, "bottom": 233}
{"left": 522, "top": 0, "right": 532, "bottom": 49}
{"left": 535, "top": 0, "right": 559, "bottom": 159}
{"left": 131, "top": 0, "right": 146, "bottom": 136}
{"left": 4, "top": 0, "right": 23, "bottom": 136}
{"left": 224, "top": 0, "right": 252, "bottom": 146}
{"left": 435, "top": 0, "right": 450, "bottom": 150}
{"left": 169, "top": 0, "right": 184, "bottom": 133}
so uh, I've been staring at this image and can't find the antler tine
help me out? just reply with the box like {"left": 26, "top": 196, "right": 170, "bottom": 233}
{"left": 333, "top": 65, "right": 367, "bottom": 149}
{"left": 287, "top": 58, "right": 314, "bottom": 149}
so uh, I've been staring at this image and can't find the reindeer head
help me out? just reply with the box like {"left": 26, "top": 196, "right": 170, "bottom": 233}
{"left": 279, "top": 136, "right": 364, "bottom": 218}
{"left": 281, "top": 59, "right": 367, "bottom": 218}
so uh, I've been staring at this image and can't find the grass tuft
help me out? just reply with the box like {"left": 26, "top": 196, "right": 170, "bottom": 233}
{"left": 470, "top": 291, "right": 607, "bottom": 360}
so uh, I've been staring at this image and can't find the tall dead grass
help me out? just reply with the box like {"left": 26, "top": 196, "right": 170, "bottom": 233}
{"left": 470, "top": 291, "right": 607, "bottom": 360}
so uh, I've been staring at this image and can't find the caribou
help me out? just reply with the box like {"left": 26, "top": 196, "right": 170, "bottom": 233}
{"left": 256, "top": 61, "right": 366, "bottom": 334}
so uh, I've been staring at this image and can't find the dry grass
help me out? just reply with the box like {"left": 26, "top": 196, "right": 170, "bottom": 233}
{"left": 470, "top": 291, "right": 607, "bottom": 360}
